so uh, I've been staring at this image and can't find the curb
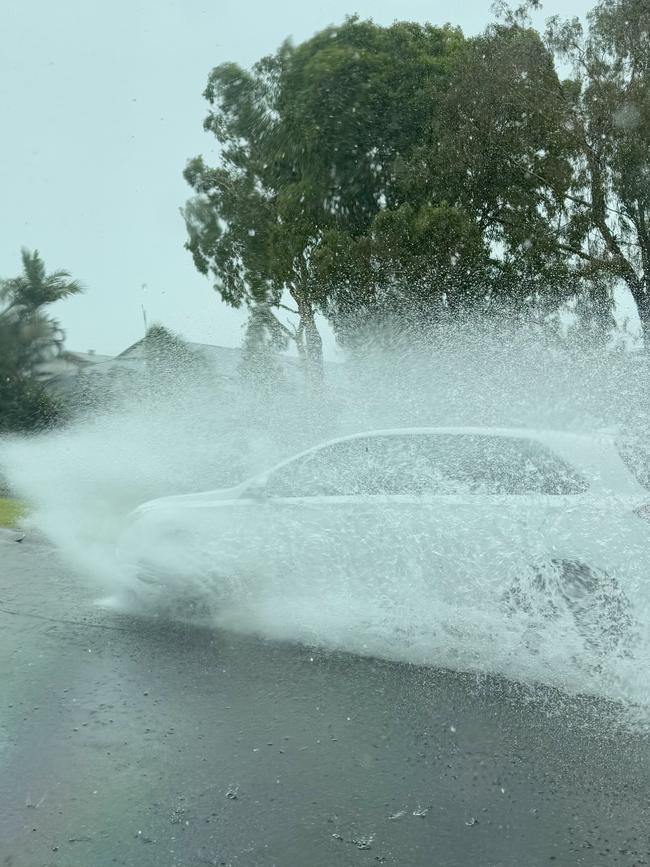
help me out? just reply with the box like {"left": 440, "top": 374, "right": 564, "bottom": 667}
{"left": 0, "top": 527, "right": 50, "bottom": 546}
{"left": 0, "top": 526, "right": 22, "bottom": 541}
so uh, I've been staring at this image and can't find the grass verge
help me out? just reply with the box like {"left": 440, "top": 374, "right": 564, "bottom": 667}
{"left": 0, "top": 498, "right": 26, "bottom": 529}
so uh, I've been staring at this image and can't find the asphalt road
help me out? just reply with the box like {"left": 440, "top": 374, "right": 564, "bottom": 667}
{"left": 1, "top": 530, "right": 650, "bottom": 867}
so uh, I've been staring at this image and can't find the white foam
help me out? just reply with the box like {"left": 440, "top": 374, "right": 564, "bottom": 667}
{"left": 3, "top": 319, "right": 650, "bottom": 712}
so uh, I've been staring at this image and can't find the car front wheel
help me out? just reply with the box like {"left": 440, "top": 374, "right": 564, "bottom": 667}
{"left": 503, "top": 559, "right": 635, "bottom": 658}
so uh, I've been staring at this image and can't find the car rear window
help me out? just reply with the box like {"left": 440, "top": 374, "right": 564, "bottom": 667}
{"left": 266, "top": 433, "right": 588, "bottom": 497}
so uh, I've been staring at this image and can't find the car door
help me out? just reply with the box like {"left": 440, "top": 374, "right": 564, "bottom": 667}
{"left": 249, "top": 434, "right": 533, "bottom": 616}
{"left": 254, "top": 437, "right": 402, "bottom": 602}
{"left": 354, "top": 433, "right": 540, "bottom": 611}
{"left": 342, "top": 433, "right": 596, "bottom": 614}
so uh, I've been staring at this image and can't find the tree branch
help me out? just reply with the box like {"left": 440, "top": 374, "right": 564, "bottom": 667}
{"left": 583, "top": 147, "right": 642, "bottom": 291}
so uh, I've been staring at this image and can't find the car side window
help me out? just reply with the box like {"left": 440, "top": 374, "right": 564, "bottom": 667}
{"left": 265, "top": 437, "right": 395, "bottom": 497}
{"left": 616, "top": 437, "right": 650, "bottom": 491}
{"left": 421, "top": 435, "right": 589, "bottom": 495}
{"left": 264, "top": 434, "right": 588, "bottom": 498}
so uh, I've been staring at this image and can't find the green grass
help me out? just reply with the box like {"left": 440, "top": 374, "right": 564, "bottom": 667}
{"left": 0, "top": 498, "right": 26, "bottom": 528}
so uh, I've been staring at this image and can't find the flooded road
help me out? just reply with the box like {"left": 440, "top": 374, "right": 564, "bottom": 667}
{"left": 1, "top": 530, "right": 650, "bottom": 866}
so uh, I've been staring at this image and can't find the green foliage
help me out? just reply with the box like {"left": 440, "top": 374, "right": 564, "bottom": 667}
{"left": 0, "top": 372, "right": 63, "bottom": 434}
{"left": 310, "top": 19, "right": 587, "bottom": 335}
{"left": 141, "top": 324, "right": 209, "bottom": 394}
{"left": 183, "top": 18, "right": 465, "bottom": 364}
{"left": 0, "top": 497, "right": 26, "bottom": 529}
{"left": 1, "top": 249, "right": 83, "bottom": 311}
{"left": 0, "top": 249, "right": 82, "bottom": 431}
{"left": 544, "top": 0, "right": 650, "bottom": 325}
{"left": 433, "top": 23, "right": 576, "bottom": 295}
{"left": 185, "top": 3, "right": 650, "bottom": 352}
{"left": 143, "top": 324, "right": 202, "bottom": 371}
{"left": 239, "top": 304, "right": 289, "bottom": 395}
{"left": 316, "top": 202, "right": 495, "bottom": 342}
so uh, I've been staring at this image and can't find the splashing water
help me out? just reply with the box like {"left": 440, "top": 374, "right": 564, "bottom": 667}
{"left": 2, "top": 320, "right": 650, "bottom": 711}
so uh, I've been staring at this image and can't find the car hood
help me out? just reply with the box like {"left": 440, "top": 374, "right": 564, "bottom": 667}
{"left": 129, "top": 482, "right": 248, "bottom": 520}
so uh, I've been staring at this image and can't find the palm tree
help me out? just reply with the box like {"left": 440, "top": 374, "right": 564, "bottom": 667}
{"left": 0, "top": 249, "right": 84, "bottom": 431}
{"left": 0, "top": 248, "right": 84, "bottom": 376}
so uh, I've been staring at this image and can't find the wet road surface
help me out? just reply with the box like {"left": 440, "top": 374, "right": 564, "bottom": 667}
{"left": 1, "top": 530, "right": 650, "bottom": 866}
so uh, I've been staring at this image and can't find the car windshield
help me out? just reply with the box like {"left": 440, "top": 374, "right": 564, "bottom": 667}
{"left": 266, "top": 434, "right": 588, "bottom": 497}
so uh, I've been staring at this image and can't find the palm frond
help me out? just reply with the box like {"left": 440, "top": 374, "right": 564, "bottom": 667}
{"left": 3, "top": 249, "right": 85, "bottom": 309}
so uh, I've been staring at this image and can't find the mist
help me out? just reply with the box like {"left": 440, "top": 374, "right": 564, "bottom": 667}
{"left": 3, "top": 317, "right": 650, "bottom": 715}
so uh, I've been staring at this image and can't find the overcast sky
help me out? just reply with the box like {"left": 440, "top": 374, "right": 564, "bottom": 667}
{"left": 1, "top": 0, "right": 595, "bottom": 357}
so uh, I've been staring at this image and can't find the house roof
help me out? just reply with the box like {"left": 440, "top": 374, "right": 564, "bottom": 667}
{"left": 43, "top": 338, "right": 309, "bottom": 392}
{"left": 116, "top": 337, "right": 305, "bottom": 379}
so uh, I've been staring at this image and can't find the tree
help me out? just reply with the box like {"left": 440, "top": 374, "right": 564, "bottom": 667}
{"left": 423, "top": 15, "right": 582, "bottom": 313}
{"left": 185, "top": 5, "right": 648, "bottom": 354}
{"left": 1, "top": 249, "right": 83, "bottom": 374}
{"left": 141, "top": 324, "right": 208, "bottom": 395}
{"left": 0, "top": 249, "right": 83, "bottom": 432}
{"left": 238, "top": 303, "right": 289, "bottom": 395}
{"left": 0, "top": 374, "right": 61, "bottom": 434}
{"left": 183, "top": 18, "right": 464, "bottom": 373}
{"left": 543, "top": 0, "right": 650, "bottom": 339}
{"left": 315, "top": 14, "right": 600, "bottom": 342}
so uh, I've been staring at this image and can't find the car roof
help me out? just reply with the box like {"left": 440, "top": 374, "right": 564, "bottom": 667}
{"left": 267, "top": 427, "right": 643, "bottom": 496}
{"left": 316, "top": 426, "right": 603, "bottom": 445}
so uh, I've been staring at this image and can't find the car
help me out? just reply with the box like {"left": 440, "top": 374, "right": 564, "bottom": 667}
{"left": 117, "top": 427, "right": 649, "bottom": 657}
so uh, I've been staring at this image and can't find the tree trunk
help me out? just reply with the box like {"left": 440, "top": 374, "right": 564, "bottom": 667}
{"left": 289, "top": 286, "right": 324, "bottom": 388}
{"left": 635, "top": 288, "right": 650, "bottom": 351}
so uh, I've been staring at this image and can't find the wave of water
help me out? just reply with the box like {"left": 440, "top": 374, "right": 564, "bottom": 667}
{"left": 3, "top": 322, "right": 650, "bottom": 713}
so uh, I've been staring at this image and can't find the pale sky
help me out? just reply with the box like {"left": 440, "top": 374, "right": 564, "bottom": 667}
{"left": 1, "top": 0, "right": 594, "bottom": 357}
